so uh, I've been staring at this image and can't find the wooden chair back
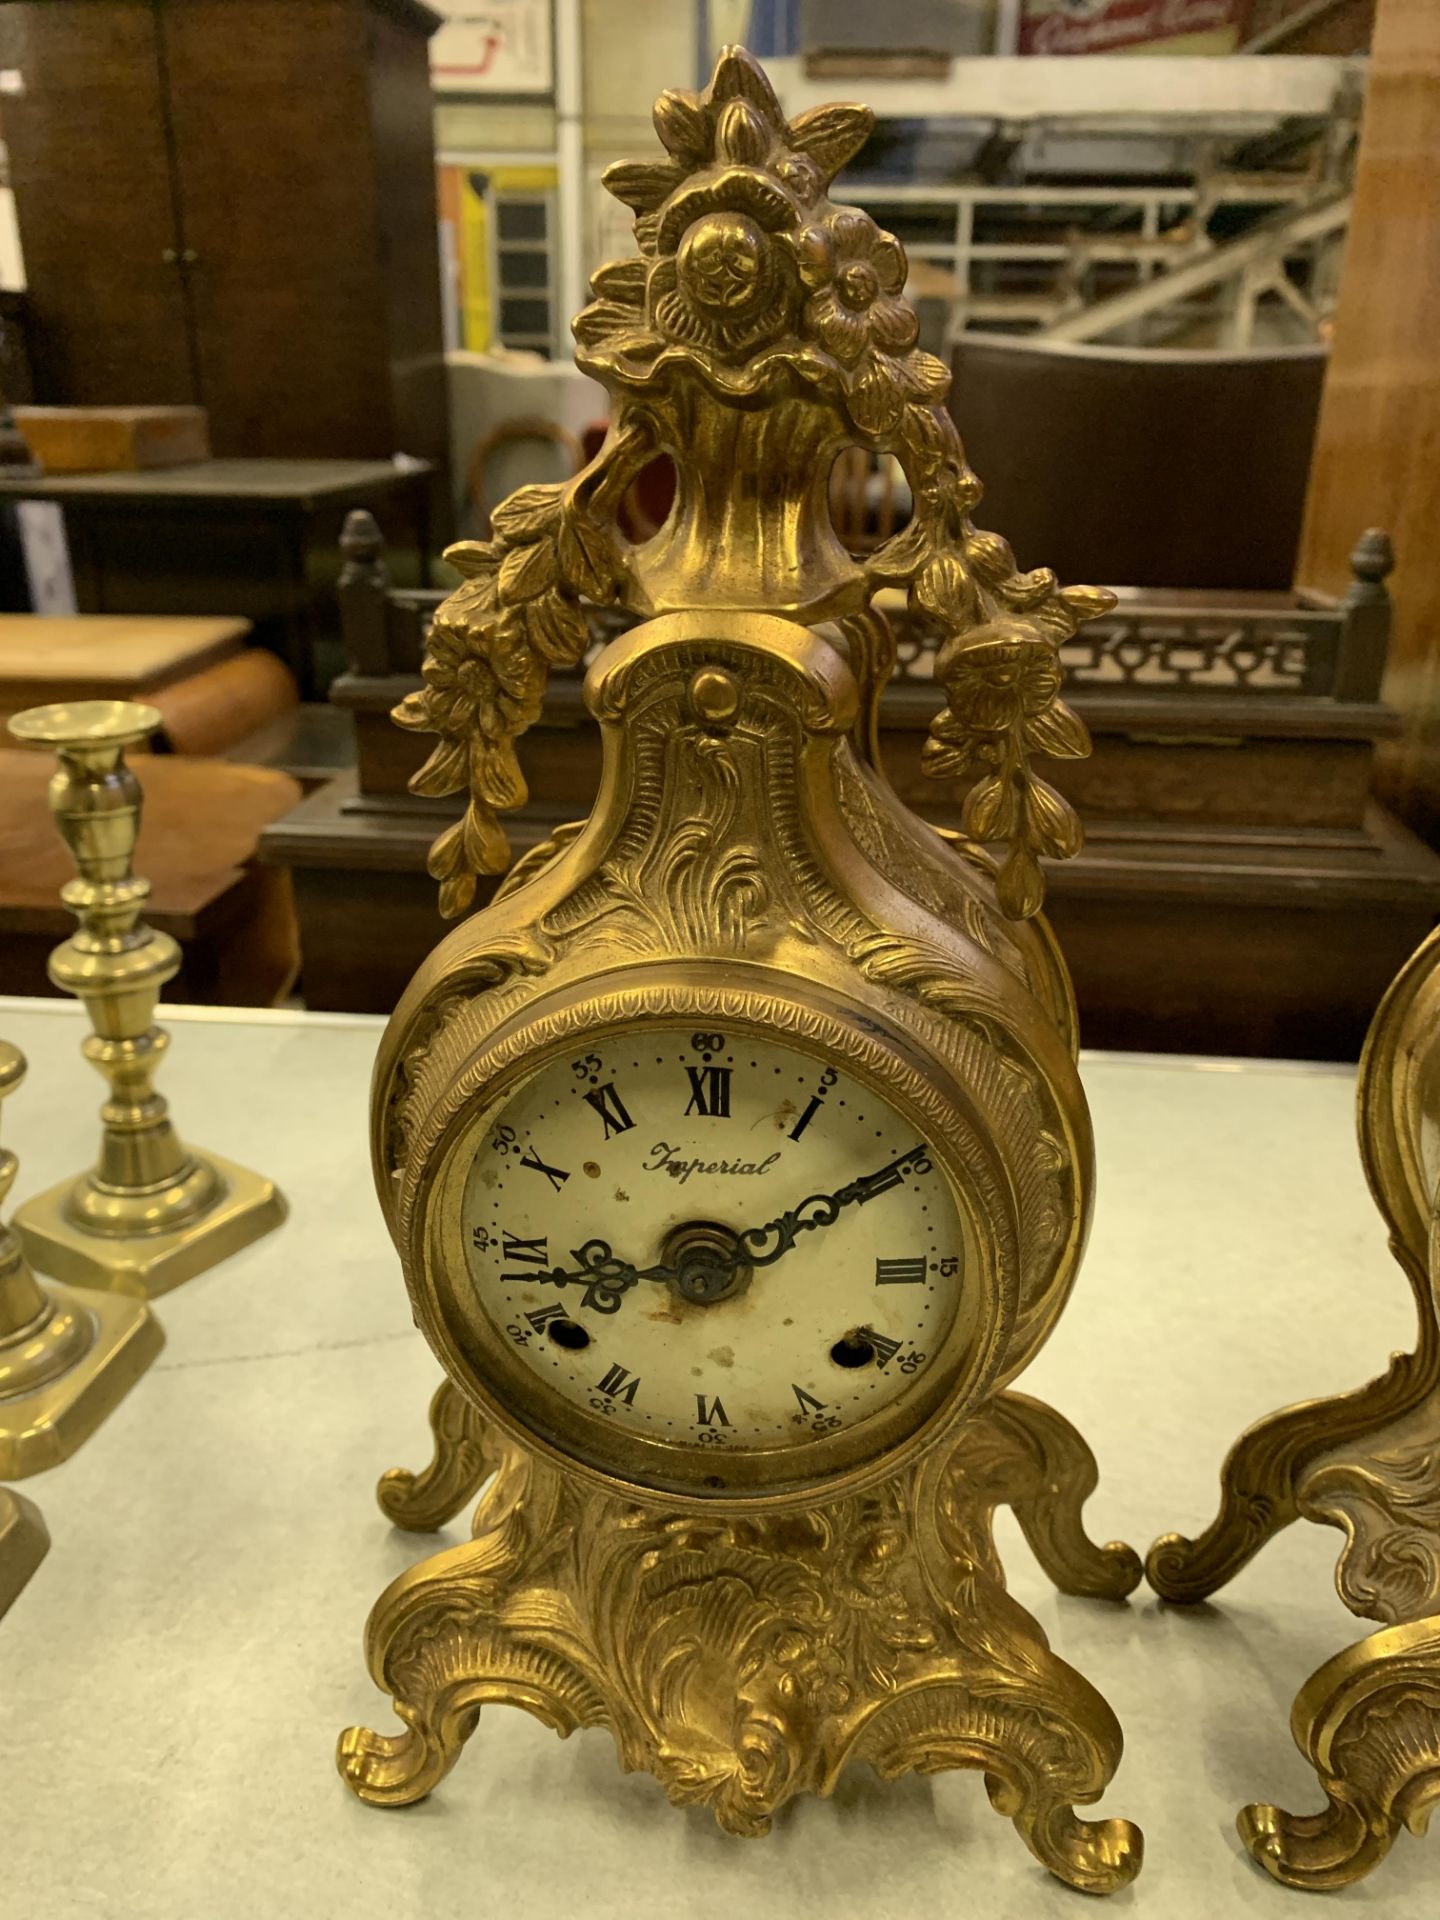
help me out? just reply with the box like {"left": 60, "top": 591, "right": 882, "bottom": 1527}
{"left": 948, "top": 336, "right": 1328, "bottom": 591}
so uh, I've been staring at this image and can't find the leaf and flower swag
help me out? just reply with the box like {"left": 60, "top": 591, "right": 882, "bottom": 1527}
{"left": 397, "top": 45, "right": 1112, "bottom": 920}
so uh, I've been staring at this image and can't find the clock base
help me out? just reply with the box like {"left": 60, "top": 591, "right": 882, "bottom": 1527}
{"left": 339, "top": 1387, "right": 1143, "bottom": 1894}
{"left": 1146, "top": 922, "right": 1440, "bottom": 1890}
{"left": 1147, "top": 1322, "right": 1440, "bottom": 1889}
{"left": 1238, "top": 1612, "right": 1440, "bottom": 1891}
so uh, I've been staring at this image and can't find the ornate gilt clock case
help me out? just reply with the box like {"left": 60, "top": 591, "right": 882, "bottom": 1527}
{"left": 341, "top": 47, "right": 1141, "bottom": 1893}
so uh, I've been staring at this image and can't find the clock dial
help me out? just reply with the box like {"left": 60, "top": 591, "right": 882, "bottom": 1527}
{"left": 460, "top": 1028, "right": 964, "bottom": 1454}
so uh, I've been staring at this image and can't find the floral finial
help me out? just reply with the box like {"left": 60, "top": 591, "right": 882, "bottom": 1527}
{"left": 395, "top": 45, "right": 1112, "bottom": 922}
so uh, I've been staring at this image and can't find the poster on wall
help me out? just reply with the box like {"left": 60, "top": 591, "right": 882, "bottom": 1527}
{"left": 1019, "top": 0, "right": 1248, "bottom": 54}
{"left": 429, "top": 0, "right": 554, "bottom": 94}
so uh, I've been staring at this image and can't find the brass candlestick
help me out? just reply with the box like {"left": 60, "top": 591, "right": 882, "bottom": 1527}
{"left": 0, "top": 1038, "right": 162, "bottom": 1475}
{"left": 0, "top": 1488, "right": 49, "bottom": 1617}
{"left": 6, "top": 700, "right": 286, "bottom": 1296}
{"left": 1148, "top": 924, "right": 1440, "bottom": 1889}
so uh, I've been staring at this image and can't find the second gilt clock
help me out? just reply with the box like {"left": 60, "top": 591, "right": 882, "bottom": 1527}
{"left": 339, "top": 46, "right": 1143, "bottom": 1891}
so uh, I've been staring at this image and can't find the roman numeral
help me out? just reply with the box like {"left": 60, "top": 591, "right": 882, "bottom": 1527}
{"left": 857, "top": 1164, "right": 904, "bottom": 1203}
{"left": 695, "top": 1393, "right": 730, "bottom": 1427}
{"left": 583, "top": 1081, "right": 635, "bottom": 1140}
{"left": 501, "top": 1230, "right": 547, "bottom": 1271}
{"left": 519, "top": 1144, "right": 570, "bottom": 1191}
{"left": 868, "top": 1331, "right": 903, "bottom": 1367}
{"left": 875, "top": 1256, "right": 927, "bottom": 1286}
{"left": 788, "top": 1095, "right": 822, "bottom": 1142}
{"left": 524, "top": 1304, "right": 567, "bottom": 1334}
{"left": 684, "top": 1064, "right": 731, "bottom": 1118}
{"left": 792, "top": 1384, "right": 827, "bottom": 1415}
{"left": 596, "top": 1362, "right": 640, "bottom": 1405}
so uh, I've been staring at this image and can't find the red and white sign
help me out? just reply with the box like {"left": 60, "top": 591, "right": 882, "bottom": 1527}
{"left": 1019, "top": 0, "right": 1248, "bottom": 55}
{"left": 429, "top": 1, "right": 553, "bottom": 95}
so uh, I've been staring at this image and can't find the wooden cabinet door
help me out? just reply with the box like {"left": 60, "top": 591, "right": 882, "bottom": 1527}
{"left": 0, "top": 1, "right": 197, "bottom": 405}
{"left": 156, "top": 0, "right": 391, "bottom": 458}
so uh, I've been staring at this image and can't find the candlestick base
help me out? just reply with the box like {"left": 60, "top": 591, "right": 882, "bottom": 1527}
{"left": 0, "top": 1487, "right": 49, "bottom": 1617}
{"left": 0, "top": 1279, "right": 162, "bottom": 1476}
{"left": 15, "top": 1150, "right": 285, "bottom": 1299}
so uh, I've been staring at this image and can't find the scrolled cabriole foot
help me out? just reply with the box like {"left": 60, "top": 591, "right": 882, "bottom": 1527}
{"left": 936, "top": 1392, "right": 1141, "bottom": 1601}
{"left": 1146, "top": 1317, "right": 1436, "bottom": 1605}
{"left": 338, "top": 1664, "right": 602, "bottom": 1809}
{"left": 840, "top": 1553, "right": 1142, "bottom": 1895}
{"left": 338, "top": 1651, "right": 607, "bottom": 1809}
{"left": 376, "top": 1379, "right": 493, "bottom": 1531}
{"left": 1239, "top": 1790, "right": 1393, "bottom": 1891}
{"left": 989, "top": 1779, "right": 1144, "bottom": 1898}
{"left": 336, "top": 1701, "right": 480, "bottom": 1808}
{"left": 848, "top": 1674, "right": 1142, "bottom": 1895}
{"left": 1237, "top": 1613, "right": 1440, "bottom": 1889}
{"left": 992, "top": 1392, "right": 1142, "bottom": 1601}
{"left": 347, "top": 1432, "right": 612, "bottom": 1807}
{"left": 338, "top": 1525, "right": 609, "bottom": 1808}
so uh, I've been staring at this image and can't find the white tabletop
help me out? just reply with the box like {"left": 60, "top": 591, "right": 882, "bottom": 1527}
{"left": 0, "top": 997, "right": 1430, "bottom": 1916}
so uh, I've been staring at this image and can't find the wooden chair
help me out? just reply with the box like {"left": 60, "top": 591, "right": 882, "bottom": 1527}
{"left": 828, "top": 448, "right": 908, "bottom": 553}
{"left": 947, "top": 336, "right": 1328, "bottom": 590}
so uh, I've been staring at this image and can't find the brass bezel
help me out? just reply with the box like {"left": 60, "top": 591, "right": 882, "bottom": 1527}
{"left": 400, "top": 963, "right": 1019, "bottom": 1510}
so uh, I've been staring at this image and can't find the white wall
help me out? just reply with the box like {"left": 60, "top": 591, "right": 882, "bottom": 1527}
{"left": 580, "top": 0, "right": 699, "bottom": 279}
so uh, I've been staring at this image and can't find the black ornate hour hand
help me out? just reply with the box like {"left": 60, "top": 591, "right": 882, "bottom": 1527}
{"left": 532, "top": 1239, "right": 646, "bottom": 1315}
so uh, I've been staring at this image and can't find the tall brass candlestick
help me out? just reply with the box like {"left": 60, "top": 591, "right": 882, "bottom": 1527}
{"left": 6, "top": 700, "right": 285, "bottom": 1296}
{"left": 0, "top": 1037, "right": 161, "bottom": 1476}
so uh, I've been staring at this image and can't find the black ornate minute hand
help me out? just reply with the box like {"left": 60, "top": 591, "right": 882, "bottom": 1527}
{"left": 533, "top": 1144, "right": 931, "bottom": 1312}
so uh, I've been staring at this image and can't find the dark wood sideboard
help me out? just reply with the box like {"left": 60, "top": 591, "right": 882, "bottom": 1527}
{"left": 0, "top": 0, "right": 449, "bottom": 493}
{"left": 260, "top": 516, "right": 1440, "bottom": 1057}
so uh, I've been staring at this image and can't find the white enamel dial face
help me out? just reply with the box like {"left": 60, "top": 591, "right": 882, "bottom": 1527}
{"left": 461, "top": 1027, "right": 964, "bottom": 1455}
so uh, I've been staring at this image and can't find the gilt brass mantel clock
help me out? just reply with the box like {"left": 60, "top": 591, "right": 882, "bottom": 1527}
{"left": 339, "top": 48, "right": 1142, "bottom": 1892}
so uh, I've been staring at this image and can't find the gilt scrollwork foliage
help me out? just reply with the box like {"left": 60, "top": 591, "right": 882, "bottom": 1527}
{"left": 391, "top": 477, "right": 623, "bottom": 917}
{"left": 396, "top": 47, "right": 1109, "bottom": 919}
{"left": 1303, "top": 1436, "right": 1440, "bottom": 1625}
{"left": 343, "top": 1400, "right": 1140, "bottom": 1892}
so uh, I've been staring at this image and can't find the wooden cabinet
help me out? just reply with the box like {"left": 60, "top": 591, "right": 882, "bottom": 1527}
{"left": 0, "top": 0, "right": 450, "bottom": 489}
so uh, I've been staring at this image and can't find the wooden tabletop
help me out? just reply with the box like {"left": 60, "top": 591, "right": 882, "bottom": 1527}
{"left": 0, "top": 750, "right": 302, "bottom": 927}
{"left": 0, "top": 615, "right": 251, "bottom": 702}
{"left": 0, "top": 457, "right": 434, "bottom": 504}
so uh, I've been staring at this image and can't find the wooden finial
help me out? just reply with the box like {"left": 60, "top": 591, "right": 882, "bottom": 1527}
{"left": 1348, "top": 527, "right": 1395, "bottom": 598}
{"left": 340, "top": 508, "right": 386, "bottom": 585}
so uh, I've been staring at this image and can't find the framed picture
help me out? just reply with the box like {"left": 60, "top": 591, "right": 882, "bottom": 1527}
{"left": 430, "top": 1, "right": 554, "bottom": 95}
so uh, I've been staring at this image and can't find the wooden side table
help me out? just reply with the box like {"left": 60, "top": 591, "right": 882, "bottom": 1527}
{"left": 0, "top": 459, "right": 434, "bottom": 697}
{"left": 0, "top": 611, "right": 248, "bottom": 724}
{"left": 0, "top": 610, "right": 303, "bottom": 757}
